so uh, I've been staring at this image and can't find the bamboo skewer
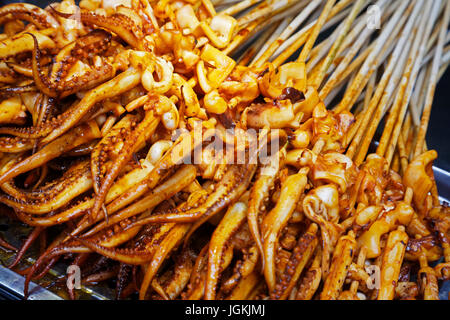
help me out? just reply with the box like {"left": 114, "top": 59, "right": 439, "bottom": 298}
{"left": 398, "top": 59, "right": 449, "bottom": 171}
{"left": 271, "top": 29, "right": 311, "bottom": 67}
{"left": 413, "top": 0, "right": 450, "bottom": 158}
{"left": 383, "top": 20, "right": 443, "bottom": 165}
{"left": 249, "top": 16, "right": 294, "bottom": 65}
{"left": 311, "top": 0, "right": 366, "bottom": 88}
{"left": 321, "top": 40, "right": 373, "bottom": 101}
{"left": 319, "top": 0, "right": 397, "bottom": 100}
{"left": 306, "top": 23, "right": 342, "bottom": 73}
{"left": 237, "top": 22, "right": 280, "bottom": 65}
{"left": 250, "top": 0, "right": 322, "bottom": 67}
{"left": 334, "top": 0, "right": 412, "bottom": 114}
{"left": 343, "top": 72, "right": 376, "bottom": 149}
{"left": 345, "top": 1, "right": 419, "bottom": 162}
{"left": 297, "top": 0, "right": 337, "bottom": 63}
{"left": 223, "top": 18, "right": 264, "bottom": 55}
{"left": 349, "top": 1, "right": 447, "bottom": 167}
{"left": 219, "top": 0, "right": 262, "bottom": 16}
{"left": 321, "top": 0, "right": 393, "bottom": 70}
{"left": 421, "top": 36, "right": 450, "bottom": 68}
{"left": 237, "top": 0, "right": 302, "bottom": 27}
{"left": 270, "top": 0, "right": 353, "bottom": 67}
{"left": 225, "top": 0, "right": 316, "bottom": 57}
{"left": 377, "top": 0, "right": 431, "bottom": 162}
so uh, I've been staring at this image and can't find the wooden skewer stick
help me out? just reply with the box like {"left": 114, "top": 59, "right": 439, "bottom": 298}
{"left": 272, "top": 29, "right": 311, "bottom": 68}
{"left": 237, "top": 0, "right": 301, "bottom": 27}
{"left": 224, "top": 0, "right": 309, "bottom": 56}
{"left": 393, "top": 112, "right": 413, "bottom": 174}
{"left": 319, "top": 0, "right": 398, "bottom": 101}
{"left": 222, "top": 18, "right": 263, "bottom": 55}
{"left": 423, "top": 0, "right": 448, "bottom": 52}
{"left": 397, "top": 129, "right": 410, "bottom": 175}
{"left": 219, "top": 0, "right": 262, "bottom": 16}
{"left": 297, "top": 0, "right": 337, "bottom": 64}
{"left": 311, "top": 0, "right": 366, "bottom": 89}
{"left": 237, "top": 22, "right": 280, "bottom": 65}
{"left": 320, "top": 31, "right": 373, "bottom": 101}
{"left": 315, "top": 0, "right": 393, "bottom": 72}
{"left": 306, "top": 24, "right": 341, "bottom": 73}
{"left": 250, "top": 0, "right": 322, "bottom": 67}
{"left": 378, "top": 1, "right": 432, "bottom": 163}
{"left": 271, "top": 0, "right": 352, "bottom": 67}
{"left": 343, "top": 73, "right": 376, "bottom": 149}
{"left": 410, "top": 50, "right": 450, "bottom": 128}
{"left": 345, "top": 2, "right": 419, "bottom": 162}
{"left": 333, "top": 0, "right": 412, "bottom": 114}
{"left": 223, "top": 0, "right": 286, "bottom": 56}
{"left": 249, "top": 16, "right": 294, "bottom": 66}
{"left": 411, "top": 40, "right": 449, "bottom": 129}
{"left": 421, "top": 37, "right": 450, "bottom": 68}
{"left": 413, "top": 0, "right": 450, "bottom": 158}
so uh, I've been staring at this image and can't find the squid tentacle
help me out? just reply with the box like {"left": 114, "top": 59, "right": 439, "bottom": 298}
{"left": 83, "top": 164, "right": 197, "bottom": 238}
{"left": 0, "top": 67, "right": 140, "bottom": 141}
{"left": 51, "top": 9, "right": 143, "bottom": 50}
{"left": 247, "top": 148, "right": 285, "bottom": 266}
{"left": 0, "top": 3, "right": 59, "bottom": 29}
{"left": 0, "top": 160, "right": 92, "bottom": 214}
{"left": 262, "top": 168, "right": 309, "bottom": 292}
{"left": 8, "top": 227, "right": 44, "bottom": 269}
{"left": 270, "top": 224, "right": 318, "bottom": 300}
{"left": 0, "top": 121, "right": 100, "bottom": 186}
{"left": 125, "top": 164, "right": 254, "bottom": 228}
{"left": 90, "top": 110, "right": 160, "bottom": 221}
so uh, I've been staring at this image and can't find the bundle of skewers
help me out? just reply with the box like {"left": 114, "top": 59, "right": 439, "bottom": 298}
{"left": 0, "top": 0, "right": 449, "bottom": 300}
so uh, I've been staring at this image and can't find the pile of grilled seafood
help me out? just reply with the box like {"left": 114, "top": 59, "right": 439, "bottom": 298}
{"left": 0, "top": 0, "right": 449, "bottom": 300}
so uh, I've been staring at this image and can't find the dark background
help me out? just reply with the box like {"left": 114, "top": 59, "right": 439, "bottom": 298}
{"left": 1, "top": 0, "right": 449, "bottom": 171}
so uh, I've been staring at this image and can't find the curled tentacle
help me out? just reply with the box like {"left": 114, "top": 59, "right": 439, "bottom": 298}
{"left": 14, "top": 198, "right": 92, "bottom": 227}
{"left": 0, "top": 236, "right": 17, "bottom": 251}
{"left": 116, "top": 263, "right": 132, "bottom": 300}
{"left": 0, "top": 3, "right": 59, "bottom": 29}
{"left": 28, "top": 32, "right": 115, "bottom": 98}
{"left": 220, "top": 245, "right": 259, "bottom": 296}
{"left": 0, "top": 160, "right": 92, "bottom": 214}
{"left": 90, "top": 115, "right": 138, "bottom": 202}
{"left": 0, "top": 67, "right": 140, "bottom": 141}
{"left": 0, "top": 136, "right": 35, "bottom": 153}
{"left": 51, "top": 8, "right": 143, "bottom": 50}
{"left": 162, "top": 248, "right": 196, "bottom": 300}
{"left": 8, "top": 227, "right": 43, "bottom": 268}
{"left": 104, "top": 129, "right": 214, "bottom": 217}
{"left": 127, "top": 164, "right": 255, "bottom": 228}
{"left": 138, "top": 223, "right": 191, "bottom": 300}
{"left": 303, "top": 184, "right": 344, "bottom": 278}
{"left": 0, "top": 29, "right": 55, "bottom": 61}
{"left": 49, "top": 29, "right": 112, "bottom": 83}
{"left": 0, "top": 121, "right": 100, "bottom": 185}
